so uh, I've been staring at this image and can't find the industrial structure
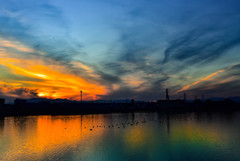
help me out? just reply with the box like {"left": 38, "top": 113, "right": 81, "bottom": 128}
{"left": 166, "top": 88, "right": 169, "bottom": 101}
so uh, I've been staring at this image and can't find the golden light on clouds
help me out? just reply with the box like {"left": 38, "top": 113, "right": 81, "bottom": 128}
{"left": 0, "top": 38, "right": 45, "bottom": 55}
{"left": 176, "top": 69, "right": 225, "bottom": 93}
{"left": 0, "top": 37, "right": 108, "bottom": 100}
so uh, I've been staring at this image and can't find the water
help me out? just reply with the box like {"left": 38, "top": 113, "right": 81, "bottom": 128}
{"left": 0, "top": 112, "right": 240, "bottom": 161}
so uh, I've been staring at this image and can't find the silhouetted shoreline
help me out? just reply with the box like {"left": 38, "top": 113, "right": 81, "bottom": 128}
{"left": 0, "top": 99, "right": 239, "bottom": 116}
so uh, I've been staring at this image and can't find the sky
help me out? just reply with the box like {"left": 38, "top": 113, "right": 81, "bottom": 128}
{"left": 0, "top": 0, "right": 240, "bottom": 102}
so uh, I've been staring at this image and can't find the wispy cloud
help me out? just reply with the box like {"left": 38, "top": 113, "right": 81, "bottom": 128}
{"left": 175, "top": 64, "right": 240, "bottom": 98}
{"left": 0, "top": 0, "right": 240, "bottom": 101}
{"left": 0, "top": 37, "right": 108, "bottom": 100}
{"left": 176, "top": 69, "right": 225, "bottom": 94}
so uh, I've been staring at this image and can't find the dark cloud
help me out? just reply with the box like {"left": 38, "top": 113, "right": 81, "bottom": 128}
{"left": 102, "top": 63, "right": 128, "bottom": 76}
{"left": 0, "top": 87, "right": 39, "bottom": 103}
{"left": 100, "top": 76, "right": 169, "bottom": 101}
{"left": 96, "top": 71, "right": 121, "bottom": 84}
{"left": 1, "top": 0, "right": 240, "bottom": 101}
{"left": 100, "top": 0, "right": 240, "bottom": 100}
{"left": 99, "top": 87, "right": 163, "bottom": 101}
{"left": 163, "top": 6, "right": 240, "bottom": 66}
{"left": 10, "top": 88, "right": 38, "bottom": 97}
{"left": 229, "top": 64, "right": 240, "bottom": 76}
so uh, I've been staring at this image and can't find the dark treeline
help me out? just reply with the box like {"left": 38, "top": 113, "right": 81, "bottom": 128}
{"left": 0, "top": 98, "right": 239, "bottom": 116}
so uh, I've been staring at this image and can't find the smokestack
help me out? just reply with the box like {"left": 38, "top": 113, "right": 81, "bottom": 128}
{"left": 166, "top": 88, "right": 169, "bottom": 101}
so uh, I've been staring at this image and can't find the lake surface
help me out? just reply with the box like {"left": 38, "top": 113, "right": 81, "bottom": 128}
{"left": 0, "top": 112, "right": 240, "bottom": 161}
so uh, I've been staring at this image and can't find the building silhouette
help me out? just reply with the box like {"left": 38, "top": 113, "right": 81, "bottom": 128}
{"left": 14, "top": 99, "right": 27, "bottom": 106}
{"left": 0, "top": 98, "right": 5, "bottom": 105}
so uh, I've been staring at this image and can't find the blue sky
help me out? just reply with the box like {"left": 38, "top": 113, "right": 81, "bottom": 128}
{"left": 0, "top": 0, "right": 240, "bottom": 102}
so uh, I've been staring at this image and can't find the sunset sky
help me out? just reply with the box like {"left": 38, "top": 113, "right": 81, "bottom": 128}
{"left": 0, "top": 0, "right": 240, "bottom": 102}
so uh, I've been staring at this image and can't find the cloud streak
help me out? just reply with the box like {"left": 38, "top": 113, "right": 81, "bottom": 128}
{"left": 0, "top": 0, "right": 240, "bottom": 101}
{"left": 176, "top": 69, "right": 225, "bottom": 94}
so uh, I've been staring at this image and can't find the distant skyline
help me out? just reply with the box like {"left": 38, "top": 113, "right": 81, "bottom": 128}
{"left": 0, "top": 0, "right": 240, "bottom": 102}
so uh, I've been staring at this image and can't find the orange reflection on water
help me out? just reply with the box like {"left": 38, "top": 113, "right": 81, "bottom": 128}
{"left": 0, "top": 113, "right": 238, "bottom": 161}
{"left": 33, "top": 117, "right": 83, "bottom": 152}
{"left": 0, "top": 116, "right": 105, "bottom": 161}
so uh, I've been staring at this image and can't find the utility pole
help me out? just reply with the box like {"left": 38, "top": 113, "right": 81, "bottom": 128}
{"left": 80, "top": 91, "right": 82, "bottom": 103}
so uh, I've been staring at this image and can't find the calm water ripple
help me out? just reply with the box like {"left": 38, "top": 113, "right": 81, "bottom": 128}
{"left": 0, "top": 112, "right": 240, "bottom": 161}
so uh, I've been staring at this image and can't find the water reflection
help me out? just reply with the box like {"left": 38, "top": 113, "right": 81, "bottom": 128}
{"left": 0, "top": 112, "right": 239, "bottom": 161}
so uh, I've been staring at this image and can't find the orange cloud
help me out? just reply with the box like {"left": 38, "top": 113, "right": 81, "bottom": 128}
{"left": 1, "top": 62, "right": 106, "bottom": 100}
{"left": 0, "top": 38, "right": 108, "bottom": 100}
{"left": 0, "top": 38, "right": 45, "bottom": 55}
{"left": 176, "top": 69, "right": 224, "bottom": 93}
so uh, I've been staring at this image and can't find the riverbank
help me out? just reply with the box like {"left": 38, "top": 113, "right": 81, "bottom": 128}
{"left": 0, "top": 100, "right": 239, "bottom": 116}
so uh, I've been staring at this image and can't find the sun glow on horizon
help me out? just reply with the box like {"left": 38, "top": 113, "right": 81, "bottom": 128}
{"left": 0, "top": 38, "right": 108, "bottom": 100}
